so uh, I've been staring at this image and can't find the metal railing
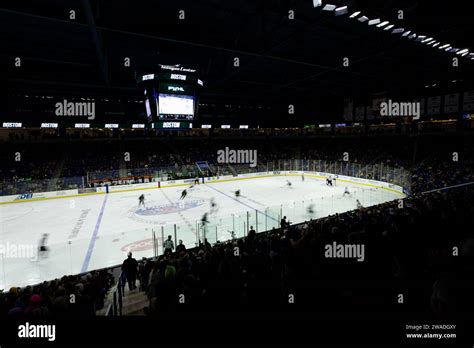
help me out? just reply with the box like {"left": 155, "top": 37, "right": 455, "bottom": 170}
{"left": 105, "top": 272, "right": 125, "bottom": 316}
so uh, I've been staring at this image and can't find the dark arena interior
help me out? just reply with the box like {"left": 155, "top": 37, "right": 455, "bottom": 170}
{"left": 1, "top": 0, "right": 474, "bottom": 346}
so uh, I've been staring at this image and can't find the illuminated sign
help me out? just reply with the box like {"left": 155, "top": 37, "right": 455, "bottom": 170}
{"left": 41, "top": 123, "right": 58, "bottom": 128}
{"left": 197, "top": 79, "right": 204, "bottom": 86}
{"left": 170, "top": 74, "right": 186, "bottom": 81}
{"left": 2, "top": 122, "right": 22, "bottom": 128}
{"left": 132, "top": 124, "right": 145, "bottom": 129}
{"left": 318, "top": 124, "right": 331, "bottom": 128}
{"left": 162, "top": 122, "right": 181, "bottom": 128}
{"left": 167, "top": 86, "right": 185, "bottom": 92}
{"left": 221, "top": 125, "right": 231, "bottom": 129}
{"left": 201, "top": 124, "right": 212, "bottom": 128}
{"left": 159, "top": 64, "right": 196, "bottom": 73}
{"left": 105, "top": 124, "right": 119, "bottom": 128}
{"left": 75, "top": 123, "right": 90, "bottom": 128}
{"left": 142, "top": 74, "right": 155, "bottom": 81}
{"left": 239, "top": 125, "right": 249, "bottom": 129}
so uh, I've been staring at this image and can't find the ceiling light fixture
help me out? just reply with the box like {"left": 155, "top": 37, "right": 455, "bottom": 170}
{"left": 368, "top": 18, "right": 381, "bottom": 25}
{"left": 335, "top": 6, "right": 348, "bottom": 16}
{"left": 322, "top": 4, "right": 336, "bottom": 11}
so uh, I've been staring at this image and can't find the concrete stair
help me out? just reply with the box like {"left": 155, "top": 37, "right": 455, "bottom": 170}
{"left": 121, "top": 287, "right": 149, "bottom": 316}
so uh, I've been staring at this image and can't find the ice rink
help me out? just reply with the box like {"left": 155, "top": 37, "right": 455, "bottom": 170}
{"left": 0, "top": 175, "right": 403, "bottom": 289}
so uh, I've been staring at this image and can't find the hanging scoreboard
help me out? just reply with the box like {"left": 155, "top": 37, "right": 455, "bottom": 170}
{"left": 138, "top": 64, "right": 204, "bottom": 128}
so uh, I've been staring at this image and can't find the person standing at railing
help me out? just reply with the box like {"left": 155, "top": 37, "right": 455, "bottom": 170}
{"left": 139, "top": 257, "right": 150, "bottom": 291}
{"left": 280, "top": 216, "right": 289, "bottom": 229}
{"left": 176, "top": 240, "right": 186, "bottom": 254}
{"left": 122, "top": 252, "right": 138, "bottom": 291}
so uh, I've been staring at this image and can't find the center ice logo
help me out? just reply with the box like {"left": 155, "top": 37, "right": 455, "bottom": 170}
{"left": 135, "top": 199, "right": 205, "bottom": 216}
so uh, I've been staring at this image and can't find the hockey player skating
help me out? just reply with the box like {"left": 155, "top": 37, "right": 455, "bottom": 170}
{"left": 180, "top": 189, "right": 188, "bottom": 200}
{"left": 235, "top": 189, "right": 240, "bottom": 198}
{"left": 326, "top": 176, "right": 333, "bottom": 186}
{"left": 201, "top": 212, "right": 209, "bottom": 225}
{"left": 356, "top": 199, "right": 363, "bottom": 209}
{"left": 200, "top": 213, "right": 209, "bottom": 237}
{"left": 307, "top": 204, "right": 315, "bottom": 215}
{"left": 38, "top": 233, "right": 49, "bottom": 258}
{"left": 210, "top": 198, "right": 218, "bottom": 214}
{"left": 343, "top": 187, "right": 351, "bottom": 196}
{"left": 301, "top": 173, "right": 305, "bottom": 181}
{"left": 286, "top": 180, "right": 292, "bottom": 187}
{"left": 138, "top": 194, "right": 145, "bottom": 208}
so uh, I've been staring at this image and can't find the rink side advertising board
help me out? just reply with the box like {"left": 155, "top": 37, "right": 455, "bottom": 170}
{"left": 0, "top": 171, "right": 406, "bottom": 204}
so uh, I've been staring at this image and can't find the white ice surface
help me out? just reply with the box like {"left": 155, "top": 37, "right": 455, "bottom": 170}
{"left": 0, "top": 176, "right": 402, "bottom": 289}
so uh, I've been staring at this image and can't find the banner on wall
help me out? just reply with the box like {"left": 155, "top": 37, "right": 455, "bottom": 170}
{"left": 343, "top": 99, "right": 353, "bottom": 121}
{"left": 444, "top": 93, "right": 460, "bottom": 113}
{"left": 355, "top": 106, "right": 365, "bottom": 121}
{"left": 413, "top": 98, "right": 425, "bottom": 117}
{"left": 426, "top": 96, "right": 441, "bottom": 115}
{"left": 371, "top": 96, "right": 387, "bottom": 119}
{"left": 463, "top": 91, "right": 474, "bottom": 111}
{"left": 366, "top": 106, "right": 374, "bottom": 120}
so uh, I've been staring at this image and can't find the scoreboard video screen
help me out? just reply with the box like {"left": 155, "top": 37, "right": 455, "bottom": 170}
{"left": 158, "top": 94, "right": 195, "bottom": 120}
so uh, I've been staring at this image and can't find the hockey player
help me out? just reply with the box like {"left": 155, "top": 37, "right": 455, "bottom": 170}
{"left": 38, "top": 233, "right": 49, "bottom": 258}
{"left": 286, "top": 180, "right": 292, "bottom": 187}
{"left": 326, "top": 176, "right": 333, "bottom": 186}
{"left": 307, "top": 204, "right": 315, "bottom": 215}
{"left": 235, "top": 189, "right": 240, "bottom": 198}
{"left": 210, "top": 198, "right": 218, "bottom": 214}
{"left": 201, "top": 212, "right": 209, "bottom": 226}
{"left": 138, "top": 194, "right": 145, "bottom": 208}
{"left": 356, "top": 199, "right": 363, "bottom": 209}
{"left": 180, "top": 189, "right": 188, "bottom": 200}
{"left": 301, "top": 173, "right": 305, "bottom": 181}
{"left": 343, "top": 187, "right": 351, "bottom": 196}
{"left": 163, "top": 236, "right": 174, "bottom": 257}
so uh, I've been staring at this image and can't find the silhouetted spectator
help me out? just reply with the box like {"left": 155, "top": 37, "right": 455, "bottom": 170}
{"left": 176, "top": 240, "right": 186, "bottom": 254}
{"left": 122, "top": 252, "right": 138, "bottom": 291}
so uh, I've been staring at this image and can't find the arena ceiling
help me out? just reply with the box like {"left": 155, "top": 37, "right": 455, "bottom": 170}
{"left": 2, "top": 0, "right": 474, "bottom": 109}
